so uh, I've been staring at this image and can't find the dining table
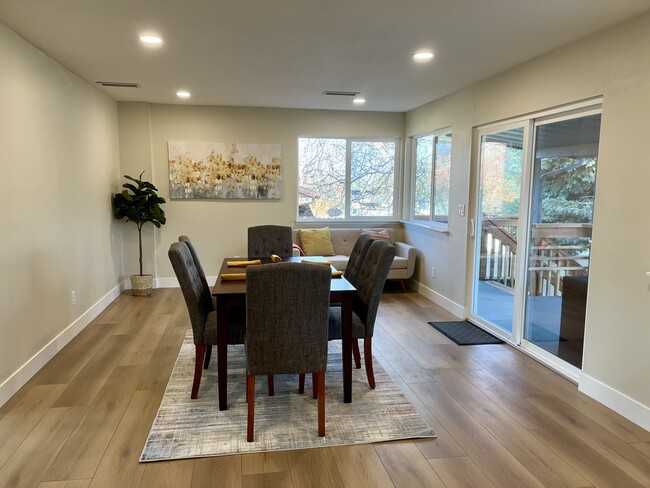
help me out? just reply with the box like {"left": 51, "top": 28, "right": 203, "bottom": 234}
{"left": 211, "top": 256, "right": 357, "bottom": 411}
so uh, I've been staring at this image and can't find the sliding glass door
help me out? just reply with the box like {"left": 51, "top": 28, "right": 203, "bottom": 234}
{"left": 472, "top": 125, "right": 526, "bottom": 338}
{"left": 470, "top": 102, "right": 601, "bottom": 372}
{"left": 523, "top": 112, "right": 601, "bottom": 367}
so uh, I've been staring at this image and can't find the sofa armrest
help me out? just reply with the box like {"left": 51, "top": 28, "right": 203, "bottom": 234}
{"left": 394, "top": 241, "right": 416, "bottom": 277}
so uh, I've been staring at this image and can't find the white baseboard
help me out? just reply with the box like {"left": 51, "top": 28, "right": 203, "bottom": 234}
{"left": 579, "top": 373, "right": 650, "bottom": 432}
{"left": 409, "top": 279, "right": 465, "bottom": 318}
{"left": 155, "top": 277, "right": 179, "bottom": 288}
{"left": 0, "top": 282, "right": 125, "bottom": 408}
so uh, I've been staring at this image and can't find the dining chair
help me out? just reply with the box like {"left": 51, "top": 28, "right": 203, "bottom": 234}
{"left": 329, "top": 239, "right": 395, "bottom": 389}
{"left": 168, "top": 241, "right": 246, "bottom": 399}
{"left": 247, "top": 225, "right": 293, "bottom": 259}
{"left": 245, "top": 262, "right": 331, "bottom": 442}
{"left": 179, "top": 235, "right": 209, "bottom": 296}
{"left": 343, "top": 233, "right": 375, "bottom": 287}
{"left": 341, "top": 233, "right": 375, "bottom": 368}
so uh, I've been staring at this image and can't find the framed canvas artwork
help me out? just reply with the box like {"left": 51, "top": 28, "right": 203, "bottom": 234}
{"left": 168, "top": 141, "right": 282, "bottom": 199}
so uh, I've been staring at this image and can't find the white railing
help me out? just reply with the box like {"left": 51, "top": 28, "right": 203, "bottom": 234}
{"left": 479, "top": 217, "right": 591, "bottom": 296}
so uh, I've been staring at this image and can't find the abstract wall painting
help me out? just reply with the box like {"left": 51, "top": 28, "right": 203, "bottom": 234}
{"left": 168, "top": 141, "right": 282, "bottom": 199}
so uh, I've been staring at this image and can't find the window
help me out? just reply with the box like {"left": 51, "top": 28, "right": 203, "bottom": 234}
{"left": 412, "top": 130, "right": 452, "bottom": 226}
{"left": 298, "top": 137, "right": 400, "bottom": 220}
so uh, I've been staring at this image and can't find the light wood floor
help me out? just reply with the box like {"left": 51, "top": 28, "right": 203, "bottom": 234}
{"left": 1, "top": 288, "right": 649, "bottom": 488}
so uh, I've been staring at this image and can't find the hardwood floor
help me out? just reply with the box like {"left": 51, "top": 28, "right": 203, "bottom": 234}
{"left": 1, "top": 287, "right": 649, "bottom": 487}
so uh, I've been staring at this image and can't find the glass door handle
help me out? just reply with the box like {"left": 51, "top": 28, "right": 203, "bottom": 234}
{"left": 470, "top": 218, "right": 476, "bottom": 237}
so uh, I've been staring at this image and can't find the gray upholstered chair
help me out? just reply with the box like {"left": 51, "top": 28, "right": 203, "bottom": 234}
{"left": 169, "top": 241, "right": 246, "bottom": 399}
{"left": 341, "top": 233, "right": 375, "bottom": 368}
{"left": 245, "top": 262, "right": 331, "bottom": 442}
{"left": 248, "top": 225, "right": 293, "bottom": 259}
{"left": 329, "top": 239, "right": 395, "bottom": 389}
{"left": 179, "top": 235, "right": 209, "bottom": 296}
{"left": 343, "top": 233, "right": 375, "bottom": 287}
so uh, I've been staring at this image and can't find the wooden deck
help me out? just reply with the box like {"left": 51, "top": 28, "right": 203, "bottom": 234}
{"left": 0, "top": 287, "right": 649, "bottom": 487}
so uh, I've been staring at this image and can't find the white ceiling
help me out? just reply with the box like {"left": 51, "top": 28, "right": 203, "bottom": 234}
{"left": 1, "top": 0, "right": 649, "bottom": 112}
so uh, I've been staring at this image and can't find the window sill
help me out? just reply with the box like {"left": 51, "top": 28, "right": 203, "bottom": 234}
{"left": 295, "top": 219, "right": 401, "bottom": 229}
{"left": 401, "top": 220, "right": 450, "bottom": 236}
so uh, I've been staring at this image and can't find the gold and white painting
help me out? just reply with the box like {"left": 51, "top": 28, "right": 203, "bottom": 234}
{"left": 168, "top": 142, "right": 282, "bottom": 199}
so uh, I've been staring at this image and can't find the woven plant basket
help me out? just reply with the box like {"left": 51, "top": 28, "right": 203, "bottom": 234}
{"left": 130, "top": 274, "right": 153, "bottom": 297}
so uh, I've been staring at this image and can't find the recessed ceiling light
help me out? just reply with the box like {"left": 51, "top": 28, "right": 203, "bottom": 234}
{"left": 413, "top": 51, "right": 434, "bottom": 62}
{"left": 139, "top": 35, "right": 162, "bottom": 45}
{"left": 353, "top": 97, "right": 366, "bottom": 105}
{"left": 176, "top": 90, "right": 191, "bottom": 99}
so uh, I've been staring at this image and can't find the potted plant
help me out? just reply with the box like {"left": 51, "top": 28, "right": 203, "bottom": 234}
{"left": 113, "top": 172, "right": 166, "bottom": 296}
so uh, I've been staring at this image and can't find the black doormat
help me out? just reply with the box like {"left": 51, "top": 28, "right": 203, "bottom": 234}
{"left": 428, "top": 320, "right": 504, "bottom": 345}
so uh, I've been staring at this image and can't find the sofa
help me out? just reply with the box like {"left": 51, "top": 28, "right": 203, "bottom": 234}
{"left": 292, "top": 228, "right": 416, "bottom": 291}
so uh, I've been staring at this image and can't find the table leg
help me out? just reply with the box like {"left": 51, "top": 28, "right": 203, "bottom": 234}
{"left": 342, "top": 294, "right": 353, "bottom": 403}
{"left": 216, "top": 295, "right": 228, "bottom": 410}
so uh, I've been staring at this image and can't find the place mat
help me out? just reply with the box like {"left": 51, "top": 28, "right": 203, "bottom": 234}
{"left": 226, "top": 259, "right": 261, "bottom": 267}
{"left": 140, "top": 332, "right": 435, "bottom": 461}
{"left": 220, "top": 273, "right": 247, "bottom": 281}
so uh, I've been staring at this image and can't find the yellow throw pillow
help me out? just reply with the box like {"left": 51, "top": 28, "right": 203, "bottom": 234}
{"left": 299, "top": 227, "right": 335, "bottom": 256}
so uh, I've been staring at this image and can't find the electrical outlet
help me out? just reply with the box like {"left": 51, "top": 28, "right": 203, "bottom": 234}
{"left": 458, "top": 204, "right": 466, "bottom": 217}
{"left": 431, "top": 267, "right": 436, "bottom": 279}
{"left": 71, "top": 290, "right": 76, "bottom": 306}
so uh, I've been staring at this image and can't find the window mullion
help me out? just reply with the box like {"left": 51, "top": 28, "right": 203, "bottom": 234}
{"left": 430, "top": 136, "right": 436, "bottom": 223}
{"left": 345, "top": 139, "right": 352, "bottom": 219}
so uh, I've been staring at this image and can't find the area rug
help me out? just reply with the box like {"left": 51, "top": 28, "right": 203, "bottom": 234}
{"left": 140, "top": 331, "right": 434, "bottom": 461}
{"left": 428, "top": 320, "right": 504, "bottom": 345}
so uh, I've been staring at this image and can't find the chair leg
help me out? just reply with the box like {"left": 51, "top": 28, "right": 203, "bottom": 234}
{"left": 203, "top": 345, "right": 213, "bottom": 369}
{"left": 268, "top": 375, "right": 274, "bottom": 396}
{"left": 364, "top": 337, "right": 376, "bottom": 389}
{"left": 247, "top": 375, "right": 255, "bottom": 442}
{"left": 400, "top": 279, "right": 407, "bottom": 293}
{"left": 317, "top": 371, "right": 326, "bottom": 437}
{"left": 352, "top": 339, "right": 361, "bottom": 369}
{"left": 312, "top": 372, "right": 318, "bottom": 399}
{"left": 299, "top": 373, "right": 305, "bottom": 394}
{"left": 191, "top": 345, "right": 206, "bottom": 399}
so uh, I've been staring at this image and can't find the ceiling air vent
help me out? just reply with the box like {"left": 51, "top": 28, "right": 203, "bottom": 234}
{"left": 322, "top": 90, "right": 360, "bottom": 97}
{"left": 96, "top": 81, "right": 141, "bottom": 88}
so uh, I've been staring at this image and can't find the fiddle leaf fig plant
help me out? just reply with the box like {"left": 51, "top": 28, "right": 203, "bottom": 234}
{"left": 113, "top": 172, "right": 166, "bottom": 276}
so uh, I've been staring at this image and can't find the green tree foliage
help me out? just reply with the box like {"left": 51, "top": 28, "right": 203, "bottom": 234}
{"left": 540, "top": 158, "right": 596, "bottom": 224}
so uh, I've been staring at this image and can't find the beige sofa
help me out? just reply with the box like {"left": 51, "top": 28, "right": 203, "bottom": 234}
{"left": 292, "top": 228, "right": 416, "bottom": 290}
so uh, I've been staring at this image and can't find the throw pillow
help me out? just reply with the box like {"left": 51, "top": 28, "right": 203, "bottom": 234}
{"left": 292, "top": 243, "right": 306, "bottom": 256}
{"left": 361, "top": 228, "right": 392, "bottom": 242}
{"left": 299, "top": 227, "right": 335, "bottom": 256}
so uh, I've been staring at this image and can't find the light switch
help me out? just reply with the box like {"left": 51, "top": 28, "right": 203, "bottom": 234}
{"left": 458, "top": 204, "right": 466, "bottom": 217}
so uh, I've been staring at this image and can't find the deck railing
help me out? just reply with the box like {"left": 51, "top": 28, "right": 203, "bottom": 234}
{"left": 479, "top": 217, "right": 591, "bottom": 296}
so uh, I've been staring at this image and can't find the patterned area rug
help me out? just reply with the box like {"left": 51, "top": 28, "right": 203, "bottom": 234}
{"left": 428, "top": 320, "right": 504, "bottom": 345}
{"left": 140, "top": 331, "right": 434, "bottom": 461}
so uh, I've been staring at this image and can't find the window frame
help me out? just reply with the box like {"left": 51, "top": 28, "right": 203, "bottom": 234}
{"left": 296, "top": 135, "right": 402, "bottom": 222}
{"left": 409, "top": 128, "right": 453, "bottom": 231}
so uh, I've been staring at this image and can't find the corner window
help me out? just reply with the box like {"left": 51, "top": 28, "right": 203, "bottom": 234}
{"left": 298, "top": 137, "right": 400, "bottom": 220}
{"left": 412, "top": 130, "right": 451, "bottom": 225}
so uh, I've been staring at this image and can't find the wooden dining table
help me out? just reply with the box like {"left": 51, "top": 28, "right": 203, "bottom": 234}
{"left": 211, "top": 256, "right": 357, "bottom": 411}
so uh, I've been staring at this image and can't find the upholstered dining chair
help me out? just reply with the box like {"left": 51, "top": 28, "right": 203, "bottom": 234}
{"left": 343, "top": 233, "right": 375, "bottom": 287}
{"left": 178, "top": 235, "right": 209, "bottom": 297}
{"left": 245, "top": 262, "right": 331, "bottom": 442}
{"left": 247, "top": 225, "right": 293, "bottom": 259}
{"left": 329, "top": 239, "right": 395, "bottom": 389}
{"left": 169, "top": 241, "right": 246, "bottom": 399}
{"left": 341, "top": 233, "right": 375, "bottom": 368}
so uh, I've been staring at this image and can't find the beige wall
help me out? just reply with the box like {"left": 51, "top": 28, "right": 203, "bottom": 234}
{"left": 117, "top": 103, "right": 404, "bottom": 280}
{"left": 405, "top": 13, "right": 650, "bottom": 415}
{"left": 0, "top": 24, "right": 122, "bottom": 393}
